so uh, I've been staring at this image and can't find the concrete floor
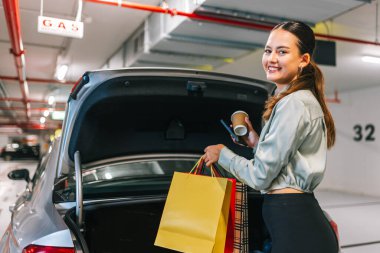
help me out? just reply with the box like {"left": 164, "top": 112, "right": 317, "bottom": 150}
{"left": 315, "top": 189, "right": 380, "bottom": 253}
{"left": 0, "top": 159, "right": 379, "bottom": 252}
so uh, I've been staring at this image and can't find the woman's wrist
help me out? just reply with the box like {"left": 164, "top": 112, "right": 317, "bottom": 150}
{"left": 246, "top": 133, "right": 259, "bottom": 148}
{"left": 247, "top": 142, "right": 258, "bottom": 149}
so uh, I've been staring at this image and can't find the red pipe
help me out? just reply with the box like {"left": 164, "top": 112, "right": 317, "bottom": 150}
{"left": 315, "top": 33, "right": 380, "bottom": 47}
{"left": 84, "top": 0, "right": 274, "bottom": 31}
{"left": 0, "top": 75, "right": 76, "bottom": 85}
{"left": 2, "top": 0, "right": 31, "bottom": 119}
{"left": 0, "top": 123, "right": 61, "bottom": 130}
{"left": 0, "top": 97, "right": 23, "bottom": 102}
{"left": 84, "top": 0, "right": 380, "bottom": 47}
{"left": 0, "top": 97, "right": 66, "bottom": 106}
{"left": 0, "top": 107, "right": 65, "bottom": 111}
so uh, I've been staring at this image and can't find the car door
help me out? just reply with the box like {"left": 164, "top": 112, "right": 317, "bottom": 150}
{"left": 9, "top": 156, "right": 47, "bottom": 213}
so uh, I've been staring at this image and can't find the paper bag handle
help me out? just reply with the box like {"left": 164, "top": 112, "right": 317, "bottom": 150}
{"left": 189, "top": 157, "right": 220, "bottom": 177}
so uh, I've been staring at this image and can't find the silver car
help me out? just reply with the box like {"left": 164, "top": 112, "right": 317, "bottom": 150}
{"left": 0, "top": 68, "right": 339, "bottom": 253}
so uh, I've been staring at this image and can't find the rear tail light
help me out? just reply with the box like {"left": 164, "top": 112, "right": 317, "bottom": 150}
{"left": 323, "top": 211, "right": 340, "bottom": 243}
{"left": 22, "top": 245, "right": 75, "bottom": 253}
{"left": 329, "top": 219, "right": 340, "bottom": 242}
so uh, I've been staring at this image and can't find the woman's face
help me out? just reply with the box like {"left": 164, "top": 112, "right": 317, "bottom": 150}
{"left": 262, "top": 29, "right": 308, "bottom": 86}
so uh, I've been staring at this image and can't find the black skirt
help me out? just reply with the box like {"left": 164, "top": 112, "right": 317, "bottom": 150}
{"left": 262, "top": 193, "right": 339, "bottom": 253}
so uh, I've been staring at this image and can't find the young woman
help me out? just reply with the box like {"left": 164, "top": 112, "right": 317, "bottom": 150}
{"left": 203, "top": 21, "right": 338, "bottom": 253}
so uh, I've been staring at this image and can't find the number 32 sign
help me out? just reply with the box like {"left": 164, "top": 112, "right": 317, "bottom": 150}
{"left": 353, "top": 124, "right": 375, "bottom": 141}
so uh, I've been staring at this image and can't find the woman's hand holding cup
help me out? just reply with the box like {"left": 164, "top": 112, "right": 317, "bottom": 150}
{"left": 231, "top": 111, "right": 259, "bottom": 148}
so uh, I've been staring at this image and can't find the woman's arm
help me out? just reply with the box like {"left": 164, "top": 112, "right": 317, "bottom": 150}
{"left": 215, "top": 95, "right": 312, "bottom": 190}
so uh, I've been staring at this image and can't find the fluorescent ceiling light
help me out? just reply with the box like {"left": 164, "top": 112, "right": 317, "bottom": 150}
{"left": 361, "top": 56, "right": 380, "bottom": 64}
{"left": 52, "top": 111, "right": 65, "bottom": 120}
{"left": 55, "top": 64, "right": 69, "bottom": 80}
{"left": 48, "top": 95, "right": 55, "bottom": 105}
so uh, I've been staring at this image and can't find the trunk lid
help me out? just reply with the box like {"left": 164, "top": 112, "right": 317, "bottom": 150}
{"left": 58, "top": 68, "right": 273, "bottom": 175}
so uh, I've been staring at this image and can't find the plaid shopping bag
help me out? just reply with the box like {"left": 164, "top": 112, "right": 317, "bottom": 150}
{"left": 233, "top": 182, "right": 249, "bottom": 253}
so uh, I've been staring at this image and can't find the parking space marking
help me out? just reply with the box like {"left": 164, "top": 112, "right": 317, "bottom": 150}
{"left": 324, "top": 201, "right": 380, "bottom": 209}
{"left": 342, "top": 240, "right": 380, "bottom": 248}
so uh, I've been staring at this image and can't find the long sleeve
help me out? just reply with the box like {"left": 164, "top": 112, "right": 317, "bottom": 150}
{"left": 218, "top": 93, "right": 312, "bottom": 191}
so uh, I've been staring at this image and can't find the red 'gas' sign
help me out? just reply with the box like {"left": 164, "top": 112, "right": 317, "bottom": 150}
{"left": 38, "top": 16, "right": 84, "bottom": 39}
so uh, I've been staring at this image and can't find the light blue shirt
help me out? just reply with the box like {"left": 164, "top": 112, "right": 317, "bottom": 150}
{"left": 218, "top": 90, "right": 327, "bottom": 193}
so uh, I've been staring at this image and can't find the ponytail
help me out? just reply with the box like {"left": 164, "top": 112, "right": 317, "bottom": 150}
{"left": 310, "top": 61, "right": 335, "bottom": 148}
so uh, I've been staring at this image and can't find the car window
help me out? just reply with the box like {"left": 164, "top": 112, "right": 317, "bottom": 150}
{"left": 53, "top": 158, "right": 233, "bottom": 202}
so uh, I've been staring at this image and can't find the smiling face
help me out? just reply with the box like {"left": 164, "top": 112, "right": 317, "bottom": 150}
{"left": 262, "top": 29, "right": 310, "bottom": 88}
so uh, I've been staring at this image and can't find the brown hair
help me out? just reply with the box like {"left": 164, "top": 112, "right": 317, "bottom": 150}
{"left": 262, "top": 21, "right": 336, "bottom": 148}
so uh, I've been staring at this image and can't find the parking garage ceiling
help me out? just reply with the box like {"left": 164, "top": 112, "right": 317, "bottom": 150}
{"left": 0, "top": 0, "right": 379, "bottom": 132}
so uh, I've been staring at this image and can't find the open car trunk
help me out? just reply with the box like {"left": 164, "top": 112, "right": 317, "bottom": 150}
{"left": 61, "top": 69, "right": 272, "bottom": 170}
{"left": 64, "top": 193, "right": 269, "bottom": 253}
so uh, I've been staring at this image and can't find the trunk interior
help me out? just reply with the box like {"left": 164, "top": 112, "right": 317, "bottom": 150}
{"left": 65, "top": 192, "right": 269, "bottom": 253}
{"left": 68, "top": 76, "right": 268, "bottom": 164}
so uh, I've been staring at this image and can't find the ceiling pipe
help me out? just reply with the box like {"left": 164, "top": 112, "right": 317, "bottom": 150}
{"left": 0, "top": 123, "right": 61, "bottom": 130}
{"left": 2, "top": 0, "right": 31, "bottom": 119}
{"left": 0, "top": 75, "right": 76, "bottom": 85}
{"left": 84, "top": 0, "right": 274, "bottom": 30}
{"left": 0, "top": 107, "right": 65, "bottom": 111}
{"left": 84, "top": 0, "right": 380, "bottom": 47}
{"left": 0, "top": 97, "right": 66, "bottom": 106}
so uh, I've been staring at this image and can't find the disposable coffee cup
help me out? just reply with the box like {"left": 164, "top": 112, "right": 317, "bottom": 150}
{"left": 231, "top": 111, "right": 248, "bottom": 136}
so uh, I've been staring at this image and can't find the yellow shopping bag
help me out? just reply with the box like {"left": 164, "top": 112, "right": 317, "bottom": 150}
{"left": 155, "top": 170, "right": 232, "bottom": 253}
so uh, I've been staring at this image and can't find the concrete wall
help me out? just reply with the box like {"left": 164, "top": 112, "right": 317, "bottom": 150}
{"left": 216, "top": 50, "right": 267, "bottom": 81}
{"left": 319, "top": 86, "right": 380, "bottom": 197}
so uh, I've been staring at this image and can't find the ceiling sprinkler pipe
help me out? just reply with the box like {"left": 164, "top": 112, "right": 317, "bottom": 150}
{"left": 84, "top": 0, "right": 273, "bottom": 30}
{"left": 0, "top": 97, "right": 66, "bottom": 106}
{"left": 2, "top": 0, "right": 31, "bottom": 119}
{"left": 0, "top": 123, "right": 61, "bottom": 130}
{"left": 0, "top": 107, "right": 65, "bottom": 111}
{"left": 84, "top": 0, "right": 380, "bottom": 47}
{"left": 0, "top": 75, "right": 76, "bottom": 85}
